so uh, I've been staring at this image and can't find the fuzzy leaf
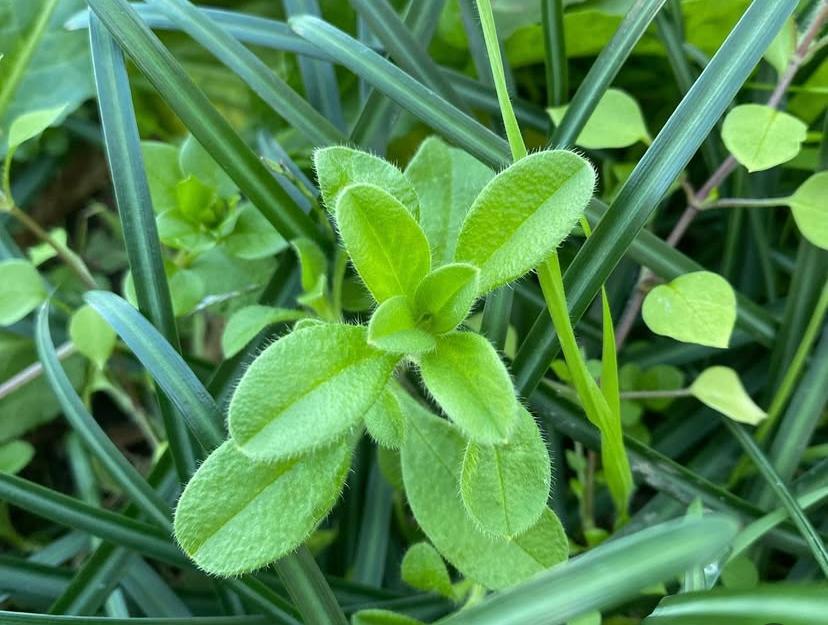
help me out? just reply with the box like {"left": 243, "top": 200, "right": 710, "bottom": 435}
{"left": 642, "top": 271, "right": 736, "bottom": 348}
{"left": 787, "top": 171, "right": 828, "bottom": 250}
{"left": 229, "top": 323, "right": 398, "bottom": 461}
{"left": 336, "top": 183, "right": 431, "bottom": 302}
{"left": 221, "top": 305, "right": 305, "bottom": 358}
{"left": 548, "top": 89, "right": 650, "bottom": 149}
{"left": 413, "top": 263, "right": 479, "bottom": 334}
{"left": 364, "top": 386, "right": 406, "bottom": 449}
{"left": 690, "top": 366, "right": 766, "bottom": 426}
{"left": 314, "top": 146, "right": 419, "bottom": 217}
{"left": 7, "top": 105, "right": 66, "bottom": 151}
{"left": 455, "top": 150, "right": 595, "bottom": 294}
{"left": 460, "top": 407, "right": 550, "bottom": 539}
{"left": 69, "top": 305, "right": 117, "bottom": 369}
{"left": 291, "top": 237, "right": 328, "bottom": 293}
{"left": 401, "top": 399, "right": 568, "bottom": 589}
{"left": 721, "top": 104, "right": 807, "bottom": 172}
{"left": 0, "top": 260, "right": 47, "bottom": 326}
{"left": 404, "top": 136, "right": 493, "bottom": 265}
{"left": 419, "top": 331, "right": 517, "bottom": 444}
{"left": 174, "top": 439, "right": 352, "bottom": 576}
{"left": 401, "top": 542, "right": 453, "bottom": 598}
{"left": 368, "top": 296, "right": 436, "bottom": 355}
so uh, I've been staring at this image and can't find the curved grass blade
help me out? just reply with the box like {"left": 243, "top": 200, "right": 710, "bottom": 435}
{"left": 0, "top": 614, "right": 266, "bottom": 625}
{"left": 83, "top": 291, "right": 224, "bottom": 450}
{"left": 437, "top": 515, "right": 739, "bottom": 625}
{"left": 89, "top": 15, "right": 195, "bottom": 479}
{"left": 513, "top": 0, "right": 798, "bottom": 395}
{"left": 551, "top": 0, "right": 667, "bottom": 146}
{"left": 290, "top": 15, "right": 510, "bottom": 167}
{"left": 86, "top": 0, "right": 320, "bottom": 243}
{"left": 143, "top": 0, "right": 346, "bottom": 146}
{"left": 34, "top": 303, "right": 172, "bottom": 529}
{"left": 644, "top": 584, "right": 828, "bottom": 625}
{"left": 283, "top": 0, "right": 346, "bottom": 132}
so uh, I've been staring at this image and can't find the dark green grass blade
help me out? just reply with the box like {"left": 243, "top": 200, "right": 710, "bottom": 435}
{"left": 644, "top": 584, "right": 828, "bottom": 625}
{"left": 89, "top": 14, "right": 195, "bottom": 479}
{"left": 723, "top": 418, "right": 828, "bottom": 577}
{"left": 144, "top": 0, "right": 345, "bottom": 146}
{"left": 550, "top": 0, "right": 667, "bottom": 146}
{"left": 0, "top": 474, "right": 186, "bottom": 567}
{"left": 290, "top": 15, "right": 510, "bottom": 167}
{"left": 0, "top": 615, "right": 266, "bottom": 625}
{"left": 351, "top": 457, "right": 393, "bottom": 586}
{"left": 350, "top": 0, "right": 466, "bottom": 111}
{"left": 447, "top": 70, "right": 548, "bottom": 131}
{"left": 34, "top": 303, "right": 172, "bottom": 529}
{"left": 513, "top": 0, "right": 798, "bottom": 395}
{"left": 87, "top": 0, "right": 320, "bottom": 243}
{"left": 83, "top": 291, "right": 224, "bottom": 450}
{"left": 0, "top": 556, "right": 70, "bottom": 606}
{"left": 438, "top": 515, "right": 739, "bottom": 625}
{"left": 283, "top": 0, "right": 346, "bottom": 132}
{"left": 120, "top": 557, "right": 192, "bottom": 617}
{"left": 48, "top": 544, "right": 132, "bottom": 616}
{"left": 541, "top": 0, "right": 567, "bottom": 106}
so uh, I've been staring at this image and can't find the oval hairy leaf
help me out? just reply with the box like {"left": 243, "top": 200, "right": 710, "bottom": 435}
{"left": 787, "top": 171, "right": 828, "bottom": 250}
{"left": 404, "top": 136, "right": 494, "bottom": 265}
{"left": 364, "top": 386, "right": 406, "bottom": 449}
{"left": 690, "top": 366, "right": 766, "bottom": 426}
{"left": 401, "top": 542, "right": 453, "bottom": 598}
{"left": 229, "top": 323, "right": 399, "bottom": 460}
{"left": 336, "top": 183, "right": 431, "bottom": 303}
{"left": 642, "top": 271, "right": 736, "bottom": 348}
{"left": 401, "top": 399, "right": 568, "bottom": 589}
{"left": 368, "top": 295, "right": 436, "bottom": 355}
{"left": 721, "top": 104, "right": 807, "bottom": 172}
{"left": 174, "top": 439, "right": 352, "bottom": 575}
{"left": 0, "top": 259, "right": 47, "bottom": 326}
{"left": 548, "top": 88, "right": 650, "bottom": 149}
{"left": 460, "top": 407, "right": 550, "bottom": 539}
{"left": 413, "top": 263, "right": 479, "bottom": 334}
{"left": 314, "top": 146, "right": 419, "bottom": 217}
{"left": 455, "top": 150, "right": 595, "bottom": 294}
{"left": 221, "top": 305, "right": 306, "bottom": 358}
{"left": 419, "top": 331, "right": 517, "bottom": 444}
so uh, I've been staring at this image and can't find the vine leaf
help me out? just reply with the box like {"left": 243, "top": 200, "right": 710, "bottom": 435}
{"left": 721, "top": 104, "right": 807, "bottom": 172}
{"left": 690, "top": 366, "right": 766, "bottom": 426}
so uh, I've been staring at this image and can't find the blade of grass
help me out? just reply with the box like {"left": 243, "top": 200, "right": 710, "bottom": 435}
{"left": 289, "top": 15, "right": 510, "bottom": 167}
{"left": 550, "top": 0, "right": 667, "bottom": 147}
{"left": 0, "top": 615, "right": 266, "bottom": 625}
{"left": 283, "top": 0, "right": 346, "bottom": 132}
{"left": 86, "top": 0, "right": 320, "bottom": 243}
{"left": 0, "top": 557, "right": 70, "bottom": 604}
{"left": 144, "top": 0, "right": 346, "bottom": 146}
{"left": 351, "top": 456, "right": 393, "bottom": 587}
{"left": 513, "top": 0, "right": 797, "bottom": 395}
{"left": 48, "top": 544, "right": 132, "bottom": 616}
{"left": 437, "top": 515, "right": 739, "bottom": 625}
{"left": 541, "top": 0, "right": 567, "bottom": 106}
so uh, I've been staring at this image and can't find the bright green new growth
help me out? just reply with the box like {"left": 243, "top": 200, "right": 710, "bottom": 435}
{"left": 221, "top": 305, "right": 306, "bottom": 358}
{"left": 548, "top": 88, "right": 650, "bottom": 149}
{"left": 413, "top": 263, "right": 480, "bottom": 334}
{"left": 69, "top": 305, "right": 117, "bottom": 369}
{"left": 352, "top": 610, "right": 426, "bottom": 625}
{"left": 228, "top": 323, "right": 398, "bottom": 461}
{"left": 0, "top": 439, "right": 34, "bottom": 474}
{"left": 690, "top": 366, "right": 767, "bottom": 426}
{"left": 7, "top": 105, "right": 66, "bottom": 152}
{"left": 0, "top": 259, "right": 47, "bottom": 326}
{"left": 419, "top": 331, "right": 517, "bottom": 444}
{"left": 455, "top": 150, "right": 595, "bottom": 294}
{"left": 460, "top": 407, "right": 551, "bottom": 539}
{"left": 314, "top": 145, "right": 420, "bottom": 218}
{"left": 368, "top": 295, "right": 436, "bottom": 354}
{"left": 642, "top": 271, "right": 737, "bottom": 348}
{"left": 174, "top": 439, "right": 352, "bottom": 576}
{"left": 364, "top": 387, "right": 406, "bottom": 449}
{"left": 404, "top": 136, "right": 494, "bottom": 265}
{"left": 401, "top": 399, "right": 568, "bottom": 590}
{"left": 721, "top": 104, "right": 807, "bottom": 172}
{"left": 335, "top": 183, "right": 431, "bottom": 303}
{"left": 787, "top": 171, "right": 828, "bottom": 250}
{"left": 400, "top": 542, "right": 454, "bottom": 598}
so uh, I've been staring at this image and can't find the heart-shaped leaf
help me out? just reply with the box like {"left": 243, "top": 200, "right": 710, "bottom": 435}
{"left": 0, "top": 259, "right": 47, "bottom": 326}
{"left": 455, "top": 150, "right": 595, "bottom": 294}
{"left": 642, "top": 271, "right": 736, "bottom": 348}
{"left": 690, "top": 366, "right": 766, "bottom": 425}
{"left": 548, "top": 89, "right": 650, "bottom": 149}
{"left": 229, "top": 323, "right": 399, "bottom": 461}
{"left": 721, "top": 104, "right": 807, "bottom": 172}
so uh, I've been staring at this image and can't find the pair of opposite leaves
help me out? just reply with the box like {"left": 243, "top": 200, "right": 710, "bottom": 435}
{"left": 174, "top": 138, "right": 595, "bottom": 580}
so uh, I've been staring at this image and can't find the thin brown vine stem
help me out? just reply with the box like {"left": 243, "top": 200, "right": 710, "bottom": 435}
{"left": 614, "top": 1, "right": 828, "bottom": 349}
